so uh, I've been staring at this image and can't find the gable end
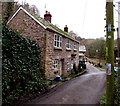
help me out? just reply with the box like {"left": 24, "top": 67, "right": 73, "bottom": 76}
{"left": 7, "top": 7, "right": 47, "bottom": 29}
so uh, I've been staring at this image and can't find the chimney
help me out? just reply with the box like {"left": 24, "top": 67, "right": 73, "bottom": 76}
{"left": 64, "top": 25, "right": 68, "bottom": 32}
{"left": 44, "top": 11, "right": 52, "bottom": 23}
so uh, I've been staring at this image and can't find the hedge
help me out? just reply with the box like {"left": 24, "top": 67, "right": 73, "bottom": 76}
{"left": 2, "top": 24, "right": 48, "bottom": 105}
{"left": 114, "top": 70, "right": 120, "bottom": 104}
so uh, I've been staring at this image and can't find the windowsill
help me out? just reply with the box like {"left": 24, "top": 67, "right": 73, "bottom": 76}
{"left": 74, "top": 49, "right": 77, "bottom": 51}
{"left": 66, "top": 48, "right": 72, "bottom": 51}
{"left": 54, "top": 69, "right": 59, "bottom": 71}
{"left": 54, "top": 47, "right": 62, "bottom": 50}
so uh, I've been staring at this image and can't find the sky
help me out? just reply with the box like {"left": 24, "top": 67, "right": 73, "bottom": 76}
{"left": 15, "top": 0, "right": 119, "bottom": 39}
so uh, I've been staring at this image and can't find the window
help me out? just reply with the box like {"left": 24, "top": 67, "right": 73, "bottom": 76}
{"left": 66, "top": 39, "right": 71, "bottom": 48}
{"left": 54, "top": 34, "right": 62, "bottom": 47}
{"left": 74, "top": 43, "right": 77, "bottom": 50}
{"left": 53, "top": 59, "right": 59, "bottom": 69}
{"left": 67, "top": 58, "right": 71, "bottom": 71}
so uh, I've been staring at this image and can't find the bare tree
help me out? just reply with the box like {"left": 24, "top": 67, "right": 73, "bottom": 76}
{"left": 2, "top": 1, "right": 14, "bottom": 24}
{"left": 86, "top": 38, "right": 106, "bottom": 59}
{"left": 13, "top": 1, "right": 41, "bottom": 17}
{"left": 30, "top": 5, "right": 40, "bottom": 17}
{"left": 69, "top": 30, "right": 78, "bottom": 38}
{"left": 2, "top": 1, "right": 40, "bottom": 24}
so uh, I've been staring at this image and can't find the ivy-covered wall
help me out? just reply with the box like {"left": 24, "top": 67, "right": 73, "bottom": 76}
{"left": 2, "top": 24, "right": 48, "bottom": 106}
{"left": 114, "top": 70, "right": 120, "bottom": 104}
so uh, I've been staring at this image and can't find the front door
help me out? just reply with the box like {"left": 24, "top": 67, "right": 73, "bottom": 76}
{"left": 60, "top": 59, "right": 64, "bottom": 75}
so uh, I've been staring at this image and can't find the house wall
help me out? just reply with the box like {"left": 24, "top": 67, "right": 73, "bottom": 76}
{"left": 46, "top": 31, "right": 79, "bottom": 77}
{"left": 8, "top": 9, "right": 79, "bottom": 78}
{"left": 8, "top": 9, "right": 47, "bottom": 71}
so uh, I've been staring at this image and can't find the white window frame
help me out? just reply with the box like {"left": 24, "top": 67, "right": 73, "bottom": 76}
{"left": 54, "top": 34, "right": 62, "bottom": 48}
{"left": 53, "top": 59, "right": 59, "bottom": 69}
{"left": 66, "top": 39, "right": 71, "bottom": 49}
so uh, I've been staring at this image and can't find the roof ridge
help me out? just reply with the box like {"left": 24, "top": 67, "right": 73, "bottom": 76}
{"left": 7, "top": 7, "right": 47, "bottom": 29}
{"left": 7, "top": 7, "right": 79, "bottom": 42}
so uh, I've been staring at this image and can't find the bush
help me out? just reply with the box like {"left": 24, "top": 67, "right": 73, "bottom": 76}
{"left": 73, "top": 63, "right": 78, "bottom": 74}
{"left": 101, "top": 70, "right": 120, "bottom": 104}
{"left": 2, "top": 24, "right": 48, "bottom": 106}
{"left": 114, "top": 69, "right": 120, "bottom": 104}
{"left": 100, "top": 94, "right": 106, "bottom": 104}
{"left": 78, "top": 62, "right": 82, "bottom": 72}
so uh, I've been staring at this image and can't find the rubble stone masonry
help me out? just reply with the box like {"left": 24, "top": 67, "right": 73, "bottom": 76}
{"left": 8, "top": 8, "right": 79, "bottom": 78}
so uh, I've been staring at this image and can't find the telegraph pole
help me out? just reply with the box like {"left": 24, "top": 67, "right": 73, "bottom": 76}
{"left": 106, "top": 0, "right": 115, "bottom": 104}
{"left": 118, "top": 2, "right": 120, "bottom": 64}
{"left": 117, "top": 2, "right": 120, "bottom": 103}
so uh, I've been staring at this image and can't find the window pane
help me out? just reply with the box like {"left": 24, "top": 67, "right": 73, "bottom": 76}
{"left": 54, "top": 34, "right": 62, "bottom": 47}
{"left": 66, "top": 39, "right": 71, "bottom": 48}
{"left": 67, "top": 39, "right": 68, "bottom": 44}
{"left": 54, "top": 35, "right": 56, "bottom": 40}
{"left": 54, "top": 41, "right": 56, "bottom": 46}
{"left": 53, "top": 59, "right": 59, "bottom": 69}
{"left": 60, "top": 36, "right": 61, "bottom": 41}
{"left": 60, "top": 42, "right": 62, "bottom": 47}
{"left": 57, "top": 41, "right": 59, "bottom": 47}
{"left": 69, "top": 43, "right": 70, "bottom": 48}
{"left": 57, "top": 35, "right": 59, "bottom": 40}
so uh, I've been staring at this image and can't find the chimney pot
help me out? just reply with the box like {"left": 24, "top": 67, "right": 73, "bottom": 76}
{"left": 64, "top": 25, "right": 68, "bottom": 32}
{"left": 44, "top": 11, "right": 52, "bottom": 23}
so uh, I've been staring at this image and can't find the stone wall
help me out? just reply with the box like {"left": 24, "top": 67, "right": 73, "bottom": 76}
{"left": 8, "top": 9, "right": 46, "bottom": 71}
{"left": 8, "top": 8, "right": 80, "bottom": 78}
{"left": 46, "top": 30, "right": 79, "bottom": 77}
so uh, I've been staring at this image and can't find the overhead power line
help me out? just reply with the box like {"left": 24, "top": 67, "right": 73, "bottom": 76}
{"left": 82, "top": 0, "right": 88, "bottom": 36}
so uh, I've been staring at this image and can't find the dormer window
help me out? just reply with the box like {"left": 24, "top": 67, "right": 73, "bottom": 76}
{"left": 66, "top": 39, "right": 71, "bottom": 48}
{"left": 54, "top": 34, "right": 62, "bottom": 48}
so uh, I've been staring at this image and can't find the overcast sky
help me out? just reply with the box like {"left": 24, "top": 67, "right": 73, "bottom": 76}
{"left": 15, "top": 0, "right": 119, "bottom": 39}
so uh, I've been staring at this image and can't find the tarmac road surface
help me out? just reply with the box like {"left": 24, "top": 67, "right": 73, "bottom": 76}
{"left": 25, "top": 62, "right": 106, "bottom": 104}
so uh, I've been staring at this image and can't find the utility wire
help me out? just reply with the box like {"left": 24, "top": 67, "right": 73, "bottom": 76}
{"left": 82, "top": 0, "right": 88, "bottom": 36}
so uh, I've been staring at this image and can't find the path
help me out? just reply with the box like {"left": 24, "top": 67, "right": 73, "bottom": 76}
{"left": 25, "top": 62, "right": 106, "bottom": 104}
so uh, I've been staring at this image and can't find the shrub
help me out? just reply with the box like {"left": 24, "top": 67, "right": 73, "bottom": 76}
{"left": 73, "top": 63, "right": 78, "bottom": 74}
{"left": 2, "top": 24, "right": 48, "bottom": 105}
{"left": 114, "top": 69, "right": 120, "bottom": 104}
{"left": 78, "top": 62, "right": 82, "bottom": 72}
{"left": 100, "top": 94, "right": 106, "bottom": 104}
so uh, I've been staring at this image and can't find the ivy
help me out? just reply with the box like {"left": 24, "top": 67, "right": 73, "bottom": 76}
{"left": 114, "top": 70, "right": 120, "bottom": 104}
{"left": 2, "top": 24, "right": 48, "bottom": 106}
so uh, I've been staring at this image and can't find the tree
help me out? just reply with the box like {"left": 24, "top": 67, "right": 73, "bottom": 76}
{"left": 2, "top": 1, "right": 14, "bottom": 24}
{"left": 30, "top": 5, "right": 40, "bottom": 17}
{"left": 86, "top": 38, "right": 106, "bottom": 59}
{"left": 22, "top": 2, "right": 40, "bottom": 17}
{"left": 2, "top": 23, "right": 48, "bottom": 105}
{"left": 2, "top": 1, "right": 40, "bottom": 24}
{"left": 69, "top": 30, "right": 78, "bottom": 38}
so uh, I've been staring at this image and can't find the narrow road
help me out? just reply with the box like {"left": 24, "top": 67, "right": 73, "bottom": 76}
{"left": 25, "top": 62, "right": 106, "bottom": 104}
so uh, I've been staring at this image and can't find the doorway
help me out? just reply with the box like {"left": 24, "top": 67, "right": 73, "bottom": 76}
{"left": 60, "top": 58, "right": 64, "bottom": 76}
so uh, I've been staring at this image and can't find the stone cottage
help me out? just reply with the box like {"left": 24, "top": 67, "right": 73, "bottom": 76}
{"left": 7, "top": 7, "right": 80, "bottom": 78}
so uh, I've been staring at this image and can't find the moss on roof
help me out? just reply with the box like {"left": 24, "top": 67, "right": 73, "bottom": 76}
{"left": 30, "top": 11, "right": 75, "bottom": 40}
{"left": 48, "top": 24, "right": 75, "bottom": 39}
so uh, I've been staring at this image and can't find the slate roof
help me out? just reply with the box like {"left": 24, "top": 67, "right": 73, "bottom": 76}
{"left": 7, "top": 7, "right": 79, "bottom": 43}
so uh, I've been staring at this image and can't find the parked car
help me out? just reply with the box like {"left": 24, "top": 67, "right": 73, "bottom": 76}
{"left": 78, "top": 61, "right": 86, "bottom": 72}
{"left": 114, "top": 66, "right": 119, "bottom": 71}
